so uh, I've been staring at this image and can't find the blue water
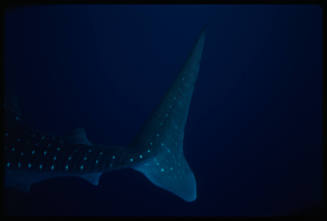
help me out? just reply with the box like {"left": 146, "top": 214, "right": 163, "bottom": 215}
{"left": 4, "top": 5, "right": 323, "bottom": 216}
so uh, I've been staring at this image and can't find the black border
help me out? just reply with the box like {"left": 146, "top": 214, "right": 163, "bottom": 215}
{"left": 0, "top": 0, "right": 326, "bottom": 217}
{"left": 1, "top": 0, "right": 325, "bottom": 7}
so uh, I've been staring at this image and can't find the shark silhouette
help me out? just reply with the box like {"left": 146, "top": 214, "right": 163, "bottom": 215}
{"left": 3, "top": 27, "right": 206, "bottom": 202}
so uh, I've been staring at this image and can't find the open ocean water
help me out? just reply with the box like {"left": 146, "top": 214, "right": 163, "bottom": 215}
{"left": 3, "top": 4, "right": 323, "bottom": 216}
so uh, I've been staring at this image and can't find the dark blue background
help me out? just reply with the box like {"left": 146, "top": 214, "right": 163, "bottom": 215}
{"left": 4, "top": 5, "right": 323, "bottom": 216}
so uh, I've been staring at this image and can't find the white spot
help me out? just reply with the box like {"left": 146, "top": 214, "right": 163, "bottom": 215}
{"left": 147, "top": 149, "right": 151, "bottom": 153}
{"left": 83, "top": 156, "right": 87, "bottom": 161}
{"left": 43, "top": 151, "right": 47, "bottom": 156}
{"left": 149, "top": 142, "right": 153, "bottom": 146}
{"left": 95, "top": 160, "right": 99, "bottom": 164}
{"left": 167, "top": 148, "right": 171, "bottom": 153}
{"left": 6, "top": 162, "right": 10, "bottom": 167}
{"left": 40, "top": 164, "right": 43, "bottom": 169}
{"left": 170, "top": 167, "right": 173, "bottom": 171}
{"left": 80, "top": 165, "right": 84, "bottom": 170}
{"left": 53, "top": 156, "right": 57, "bottom": 161}
{"left": 160, "top": 168, "right": 165, "bottom": 172}
{"left": 28, "top": 163, "right": 32, "bottom": 168}
{"left": 65, "top": 165, "right": 69, "bottom": 170}
{"left": 139, "top": 154, "right": 143, "bottom": 159}
{"left": 130, "top": 158, "right": 134, "bottom": 162}
{"left": 50, "top": 165, "right": 55, "bottom": 170}
{"left": 112, "top": 155, "right": 116, "bottom": 160}
{"left": 18, "top": 162, "right": 21, "bottom": 168}
{"left": 32, "top": 150, "right": 35, "bottom": 154}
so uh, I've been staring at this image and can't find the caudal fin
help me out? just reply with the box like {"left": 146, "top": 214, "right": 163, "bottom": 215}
{"left": 131, "top": 27, "right": 206, "bottom": 202}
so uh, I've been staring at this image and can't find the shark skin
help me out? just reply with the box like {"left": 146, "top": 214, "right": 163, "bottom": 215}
{"left": 3, "top": 27, "right": 206, "bottom": 202}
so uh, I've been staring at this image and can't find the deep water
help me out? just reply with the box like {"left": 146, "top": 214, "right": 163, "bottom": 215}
{"left": 3, "top": 5, "right": 323, "bottom": 216}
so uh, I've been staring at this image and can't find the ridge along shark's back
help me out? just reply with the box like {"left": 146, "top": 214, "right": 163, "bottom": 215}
{"left": 131, "top": 27, "right": 206, "bottom": 202}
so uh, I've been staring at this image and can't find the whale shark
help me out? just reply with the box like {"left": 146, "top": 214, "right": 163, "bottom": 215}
{"left": 3, "top": 27, "right": 206, "bottom": 202}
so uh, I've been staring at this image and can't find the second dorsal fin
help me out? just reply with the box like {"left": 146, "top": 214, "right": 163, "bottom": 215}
{"left": 66, "top": 128, "right": 92, "bottom": 145}
{"left": 4, "top": 94, "right": 22, "bottom": 117}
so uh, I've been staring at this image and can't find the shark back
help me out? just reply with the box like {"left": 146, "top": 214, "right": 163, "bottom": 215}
{"left": 3, "top": 105, "right": 132, "bottom": 191}
{"left": 131, "top": 28, "right": 206, "bottom": 202}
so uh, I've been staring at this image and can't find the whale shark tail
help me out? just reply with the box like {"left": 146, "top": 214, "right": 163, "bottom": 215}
{"left": 131, "top": 27, "right": 206, "bottom": 202}
{"left": 133, "top": 148, "right": 197, "bottom": 202}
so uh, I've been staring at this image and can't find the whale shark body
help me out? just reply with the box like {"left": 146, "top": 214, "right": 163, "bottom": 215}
{"left": 3, "top": 27, "right": 206, "bottom": 202}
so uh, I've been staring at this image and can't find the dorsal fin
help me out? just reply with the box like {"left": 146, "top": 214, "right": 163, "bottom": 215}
{"left": 4, "top": 94, "right": 22, "bottom": 117}
{"left": 65, "top": 128, "right": 92, "bottom": 145}
{"left": 4, "top": 85, "right": 22, "bottom": 116}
